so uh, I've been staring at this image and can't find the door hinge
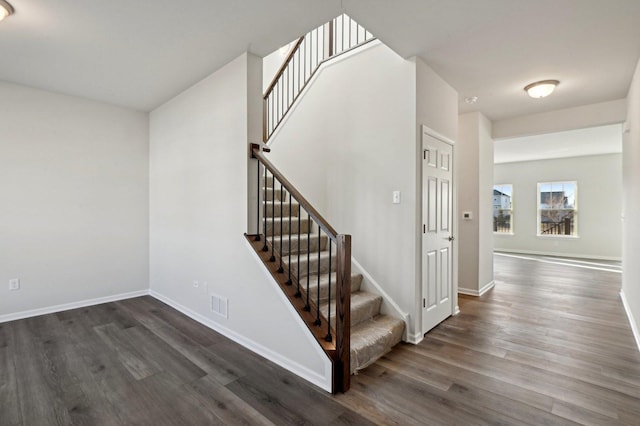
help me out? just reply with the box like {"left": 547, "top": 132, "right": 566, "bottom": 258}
{"left": 423, "top": 298, "right": 426, "bottom": 308}
{"left": 423, "top": 224, "right": 426, "bottom": 233}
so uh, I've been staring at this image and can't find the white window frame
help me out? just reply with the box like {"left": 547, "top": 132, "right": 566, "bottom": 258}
{"left": 493, "top": 183, "right": 513, "bottom": 235}
{"left": 537, "top": 181, "right": 578, "bottom": 237}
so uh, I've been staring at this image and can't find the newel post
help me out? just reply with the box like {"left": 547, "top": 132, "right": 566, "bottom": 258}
{"left": 334, "top": 234, "right": 351, "bottom": 393}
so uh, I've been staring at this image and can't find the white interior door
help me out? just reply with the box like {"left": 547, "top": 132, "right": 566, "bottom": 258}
{"left": 422, "top": 132, "right": 454, "bottom": 334}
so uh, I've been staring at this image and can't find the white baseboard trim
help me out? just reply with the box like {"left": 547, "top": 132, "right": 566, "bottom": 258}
{"left": 150, "top": 289, "right": 331, "bottom": 392}
{"left": 350, "top": 257, "right": 411, "bottom": 341}
{"left": 0, "top": 289, "right": 150, "bottom": 324}
{"left": 458, "top": 280, "right": 495, "bottom": 297}
{"left": 406, "top": 332, "right": 424, "bottom": 345}
{"left": 620, "top": 290, "right": 640, "bottom": 352}
{"left": 494, "top": 248, "right": 621, "bottom": 262}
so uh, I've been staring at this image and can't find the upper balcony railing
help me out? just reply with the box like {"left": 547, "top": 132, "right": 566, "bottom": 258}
{"left": 263, "top": 14, "right": 375, "bottom": 142}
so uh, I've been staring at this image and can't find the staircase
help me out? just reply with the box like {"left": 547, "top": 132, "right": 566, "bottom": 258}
{"left": 262, "top": 176, "right": 405, "bottom": 374}
{"left": 246, "top": 14, "right": 405, "bottom": 394}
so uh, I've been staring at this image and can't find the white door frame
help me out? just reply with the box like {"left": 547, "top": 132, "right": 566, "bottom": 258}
{"left": 419, "top": 125, "right": 459, "bottom": 338}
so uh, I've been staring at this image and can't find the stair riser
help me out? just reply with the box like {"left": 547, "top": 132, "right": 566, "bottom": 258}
{"left": 275, "top": 234, "right": 328, "bottom": 256}
{"left": 264, "top": 202, "right": 300, "bottom": 218}
{"left": 262, "top": 176, "right": 275, "bottom": 188}
{"left": 262, "top": 187, "right": 288, "bottom": 201}
{"left": 291, "top": 253, "right": 335, "bottom": 278}
{"left": 320, "top": 295, "right": 381, "bottom": 327}
{"left": 304, "top": 274, "right": 363, "bottom": 304}
{"left": 265, "top": 218, "right": 311, "bottom": 236}
{"left": 350, "top": 319, "right": 405, "bottom": 374}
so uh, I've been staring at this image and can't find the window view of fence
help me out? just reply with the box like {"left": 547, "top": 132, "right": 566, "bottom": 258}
{"left": 538, "top": 181, "right": 577, "bottom": 236}
{"left": 493, "top": 184, "right": 513, "bottom": 233}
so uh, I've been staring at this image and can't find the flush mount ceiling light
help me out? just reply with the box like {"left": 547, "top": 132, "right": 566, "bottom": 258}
{"left": 524, "top": 80, "right": 559, "bottom": 98}
{"left": 0, "top": 0, "right": 14, "bottom": 21}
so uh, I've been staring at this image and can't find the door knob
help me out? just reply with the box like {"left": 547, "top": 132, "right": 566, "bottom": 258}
{"left": 447, "top": 236, "right": 454, "bottom": 242}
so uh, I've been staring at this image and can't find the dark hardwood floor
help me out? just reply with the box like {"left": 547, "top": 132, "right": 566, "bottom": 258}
{"left": 1, "top": 253, "right": 639, "bottom": 425}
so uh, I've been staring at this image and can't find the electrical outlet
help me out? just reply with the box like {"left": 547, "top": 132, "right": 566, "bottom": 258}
{"left": 9, "top": 278, "right": 20, "bottom": 291}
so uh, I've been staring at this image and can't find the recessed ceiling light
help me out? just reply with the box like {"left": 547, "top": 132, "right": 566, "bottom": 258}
{"left": 524, "top": 80, "right": 559, "bottom": 98}
{"left": 465, "top": 96, "right": 478, "bottom": 104}
{"left": 0, "top": 0, "right": 14, "bottom": 22}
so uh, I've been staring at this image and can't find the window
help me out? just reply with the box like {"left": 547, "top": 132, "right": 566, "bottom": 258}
{"left": 493, "top": 184, "right": 513, "bottom": 234}
{"left": 537, "top": 181, "right": 577, "bottom": 236}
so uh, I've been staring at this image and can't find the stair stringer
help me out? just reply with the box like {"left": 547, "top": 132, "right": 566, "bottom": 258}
{"left": 350, "top": 257, "right": 410, "bottom": 342}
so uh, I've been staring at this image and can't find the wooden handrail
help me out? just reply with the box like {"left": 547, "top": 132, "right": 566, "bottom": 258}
{"left": 251, "top": 144, "right": 338, "bottom": 239}
{"left": 263, "top": 36, "right": 305, "bottom": 99}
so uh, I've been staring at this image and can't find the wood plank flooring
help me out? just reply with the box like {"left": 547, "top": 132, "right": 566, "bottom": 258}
{"left": 1, "top": 253, "right": 639, "bottom": 425}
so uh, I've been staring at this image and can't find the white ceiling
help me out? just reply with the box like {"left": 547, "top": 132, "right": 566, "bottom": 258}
{"left": 1, "top": 0, "right": 639, "bottom": 117}
{"left": 494, "top": 124, "right": 623, "bottom": 164}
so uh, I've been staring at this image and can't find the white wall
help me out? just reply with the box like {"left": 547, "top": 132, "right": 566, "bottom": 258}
{"left": 622, "top": 57, "right": 640, "bottom": 348}
{"left": 268, "top": 42, "right": 458, "bottom": 340}
{"left": 494, "top": 154, "right": 622, "bottom": 260}
{"left": 457, "top": 113, "right": 494, "bottom": 294}
{"left": 0, "top": 82, "right": 149, "bottom": 320}
{"left": 149, "top": 53, "right": 331, "bottom": 390}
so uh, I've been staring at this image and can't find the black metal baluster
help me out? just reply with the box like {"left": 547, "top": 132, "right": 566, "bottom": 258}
{"left": 278, "top": 184, "right": 284, "bottom": 273}
{"left": 315, "top": 225, "right": 321, "bottom": 326}
{"left": 342, "top": 15, "right": 346, "bottom": 52}
{"left": 270, "top": 94, "right": 274, "bottom": 135}
{"left": 308, "top": 36, "right": 311, "bottom": 83}
{"left": 295, "top": 203, "right": 302, "bottom": 297}
{"left": 270, "top": 177, "right": 276, "bottom": 262}
{"left": 305, "top": 212, "right": 311, "bottom": 311}
{"left": 255, "top": 160, "right": 261, "bottom": 242}
{"left": 262, "top": 167, "right": 268, "bottom": 252}
{"left": 288, "top": 64, "right": 291, "bottom": 107}
{"left": 326, "top": 239, "right": 332, "bottom": 341}
{"left": 297, "top": 48, "right": 300, "bottom": 94}
{"left": 286, "top": 193, "right": 292, "bottom": 285}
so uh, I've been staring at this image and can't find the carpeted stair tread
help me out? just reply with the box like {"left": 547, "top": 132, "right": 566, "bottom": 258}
{"left": 264, "top": 200, "right": 301, "bottom": 217}
{"left": 290, "top": 250, "right": 335, "bottom": 277}
{"left": 350, "top": 314, "right": 405, "bottom": 374}
{"left": 304, "top": 272, "right": 363, "bottom": 302}
{"left": 275, "top": 233, "right": 328, "bottom": 255}
{"left": 262, "top": 187, "right": 289, "bottom": 201}
{"left": 265, "top": 216, "right": 311, "bottom": 236}
{"left": 320, "top": 291, "right": 382, "bottom": 327}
